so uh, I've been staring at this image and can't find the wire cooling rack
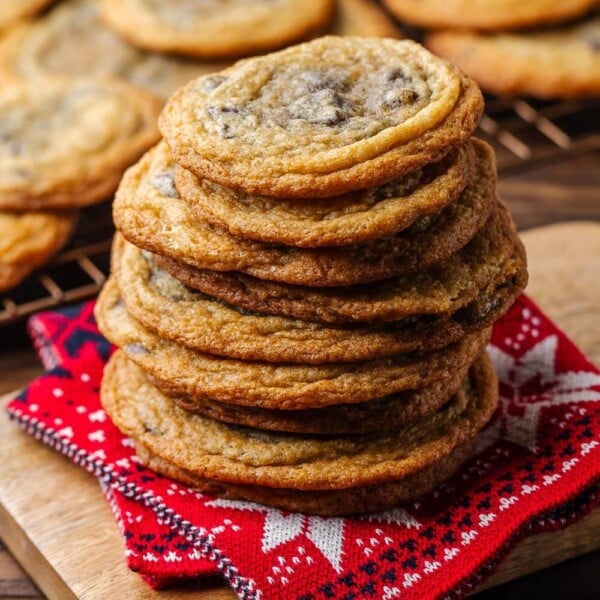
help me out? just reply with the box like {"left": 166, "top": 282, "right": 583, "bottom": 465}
{"left": 1, "top": 203, "right": 112, "bottom": 326}
{"left": 480, "top": 96, "right": 599, "bottom": 172}
{"left": 1, "top": 97, "right": 599, "bottom": 326}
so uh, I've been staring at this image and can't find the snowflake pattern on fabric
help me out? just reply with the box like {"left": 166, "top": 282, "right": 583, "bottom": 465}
{"left": 6, "top": 296, "right": 600, "bottom": 600}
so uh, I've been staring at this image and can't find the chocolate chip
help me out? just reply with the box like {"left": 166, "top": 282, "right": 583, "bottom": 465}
{"left": 299, "top": 70, "right": 337, "bottom": 92}
{"left": 206, "top": 104, "right": 242, "bottom": 139}
{"left": 218, "top": 123, "right": 234, "bottom": 138}
{"left": 382, "top": 88, "right": 419, "bottom": 108}
{"left": 149, "top": 172, "right": 178, "bottom": 198}
{"left": 206, "top": 104, "right": 240, "bottom": 116}
{"left": 197, "top": 75, "right": 227, "bottom": 92}
{"left": 383, "top": 67, "right": 409, "bottom": 83}
{"left": 456, "top": 293, "right": 503, "bottom": 324}
{"left": 289, "top": 88, "right": 347, "bottom": 126}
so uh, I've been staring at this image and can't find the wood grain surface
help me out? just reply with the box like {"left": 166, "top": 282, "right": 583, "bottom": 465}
{"left": 522, "top": 222, "right": 599, "bottom": 366}
{"left": 498, "top": 154, "right": 599, "bottom": 230}
{"left": 0, "top": 540, "right": 39, "bottom": 599}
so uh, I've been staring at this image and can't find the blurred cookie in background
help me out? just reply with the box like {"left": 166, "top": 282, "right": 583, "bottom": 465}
{"left": 331, "top": 0, "right": 402, "bottom": 37}
{"left": 383, "top": 0, "right": 600, "bottom": 31}
{"left": 0, "top": 210, "right": 76, "bottom": 293}
{"left": 0, "top": 0, "right": 54, "bottom": 31}
{"left": 0, "top": 0, "right": 231, "bottom": 101}
{"left": 0, "top": 0, "right": 400, "bottom": 103}
{"left": 427, "top": 15, "right": 600, "bottom": 98}
{"left": 100, "top": 0, "right": 336, "bottom": 58}
{"left": 0, "top": 78, "right": 160, "bottom": 211}
{"left": 383, "top": 0, "right": 600, "bottom": 99}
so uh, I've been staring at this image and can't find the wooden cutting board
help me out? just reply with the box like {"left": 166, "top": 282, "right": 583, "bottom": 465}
{"left": 0, "top": 221, "right": 598, "bottom": 600}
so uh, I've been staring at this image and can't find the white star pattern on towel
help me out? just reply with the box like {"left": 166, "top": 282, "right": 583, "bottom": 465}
{"left": 205, "top": 498, "right": 346, "bottom": 572}
{"left": 482, "top": 335, "right": 600, "bottom": 453}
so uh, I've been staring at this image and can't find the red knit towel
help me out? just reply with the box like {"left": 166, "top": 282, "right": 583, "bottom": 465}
{"left": 7, "top": 295, "right": 600, "bottom": 599}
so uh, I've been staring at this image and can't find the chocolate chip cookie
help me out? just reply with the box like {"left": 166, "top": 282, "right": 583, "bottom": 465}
{"left": 165, "top": 358, "right": 477, "bottom": 434}
{"left": 0, "top": 210, "right": 76, "bottom": 293}
{"left": 101, "top": 350, "right": 497, "bottom": 515}
{"left": 0, "top": 0, "right": 232, "bottom": 101}
{"left": 155, "top": 198, "right": 527, "bottom": 323}
{"left": 94, "top": 35, "right": 527, "bottom": 515}
{"left": 383, "top": 0, "right": 599, "bottom": 31}
{"left": 160, "top": 37, "right": 483, "bottom": 197}
{"left": 175, "top": 141, "right": 479, "bottom": 247}
{"left": 101, "top": 0, "right": 335, "bottom": 58}
{"left": 0, "top": 78, "right": 160, "bottom": 211}
{"left": 137, "top": 438, "right": 477, "bottom": 515}
{"left": 427, "top": 15, "right": 600, "bottom": 99}
{"left": 115, "top": 141, "right": 495, "bottom": 285}
{"left": 113, "top": 235, "right": 508, "bottom": 363}
{"left": 95, "top": 280, "right": 490, "bottom": 409}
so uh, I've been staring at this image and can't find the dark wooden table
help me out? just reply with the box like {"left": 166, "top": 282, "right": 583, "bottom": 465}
{"left": 0, "top": 152, "right": 598, "bottom": 599}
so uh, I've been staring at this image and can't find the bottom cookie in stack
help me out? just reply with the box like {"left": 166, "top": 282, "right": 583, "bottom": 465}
{"left": 101, "top": 350, "right": 498, "bottom": 516}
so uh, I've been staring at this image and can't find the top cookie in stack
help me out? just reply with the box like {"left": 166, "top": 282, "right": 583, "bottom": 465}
{"left": 159, "top": 37, "right": 483, "bottom": 197}
{"left": 98, "top": 37, "right": 528, "bottom": 516}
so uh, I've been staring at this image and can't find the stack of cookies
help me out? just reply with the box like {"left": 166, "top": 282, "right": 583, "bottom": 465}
{"left": 0, "top": 78, "right": 160, "bottom": 293}
{"left": 97, "top": 37, "right": 528, "bottom": 516}
{"left": 383, "top": 0, "right": 600, "bottom": 98}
